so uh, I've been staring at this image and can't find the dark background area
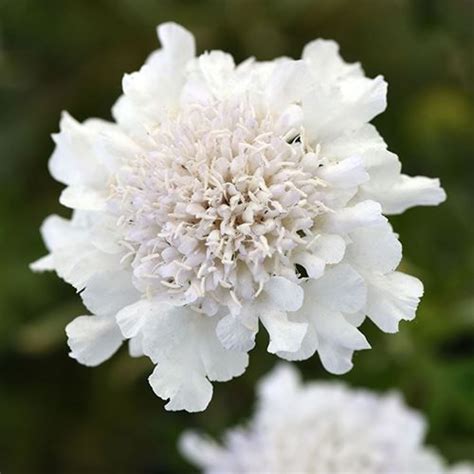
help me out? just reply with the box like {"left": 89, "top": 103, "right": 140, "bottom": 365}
{"left": 0, "top": 0, "right": 473, "bottom": 472}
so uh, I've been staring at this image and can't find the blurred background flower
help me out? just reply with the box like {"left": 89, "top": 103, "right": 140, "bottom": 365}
{"left": 0, "top": 0, "right": 472, "bottom": 472}
{"left": 180, "top": 364, "right": 474, "bottom": 473}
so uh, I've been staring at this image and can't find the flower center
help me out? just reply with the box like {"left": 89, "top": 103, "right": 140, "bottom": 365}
{"left": 111, "top": 99, "right": 328, "bottom": 314}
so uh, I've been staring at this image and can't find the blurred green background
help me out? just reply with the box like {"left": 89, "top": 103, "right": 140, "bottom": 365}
{"left": 0, "top": 0, "right": 473, "bottom": 472}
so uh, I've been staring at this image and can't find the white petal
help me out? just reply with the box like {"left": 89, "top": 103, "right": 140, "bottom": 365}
{"left": 317, "top": 155, "right": 369, "bottom": 188}
{"left": 373, "top": 175, "right": 446, "bottom": 215}
{"left": 30, "top": 254, "right": 55, "bottom": 272}
{"left": 66, "top": 315, "right": 123, "bottom": 367}
{"left": 315, "top": 309, "right": 370, "bottom": 352}
{"left": 119, "top": 23, "right": 195, "bottom": 130}
{"left": 308, "top": 233, "right": 346, "bottom": 264}
{"left": 128, "top": 334, "right": 144, "bottom": 358}
{"left": 88, "top": 215, "right": 124, "bottom": 254}
{"left": 116, "top": 298, "right": 160, "bottom": 338}
{"left": 265, "top": 60, "right": 312, "bottom": 112}
{"left": 216, "top": 314, "right": 256, "bottom": 352}
{"left": 347, "top": 223, "right": 402, "bottom": 273}
{"left": 366, "top": 272, "right": 424, "bottom": 333}
{"left": 59, "top": 186, "right": 106, "bottom": 211}
{"left": 142, "top": 306, "right": 248, "bottom": 412}
{"left": 49, "top": 112, "right": 110, "bottom": 188}
{"left": 340, "top": 75, "right": 387, "bottom": 120}
{"left": 277, "top": 323, "right": 319, "bottom": 361}
{"left": 262, "top": 277, "right": 304, "bottom": 312}
{"left": 111, "top": 94, "right": 152, "bottom": 142}
{"left": 317, "top": 339, "right": 356, "bottom": 374}
{"left": 294, "top": 252, "right": 325, "bottom": 279}
{"left": 343, "top": 310, "right": 366, "bottom": 327}
{"left": 322, "top": 123, "right": 387, "bottom": 160}
{"left": 323, "top": 200, "right": 386, "bottom": 234}
{"left": 260, "top": 310, "right": 308, "bottom": 354}
{"left": 303, "top": 76, "right": 387, "bottom": 142}
{"left": 81, "top": 270, "right": 138, "bottom": 316}
{"left": 199, "top": 332, "right": 248, "bottom": 383}
{"left": 357, "top": 148, "right": 446, "bottom": 214}
{"left": 157, "top": 22, "right": 196, "bottom": 66}
{"left": 275, "top": 104, "right": 304, "bottom": 135}
{"left": 55, "top": 245, "right": 119, "bottom": 290}
{"left": 307, "top": 264, "right": 367, "bottom": 314}
{"left": 149, "top": 362, "right": 213, "bottom": 413}
{"left": 361, "top": 148, "right": 401, "bottom": 185}
{"left": 39, "top": 214, "right": 82, "bottom": 251}
{"left": 194, "top": 51, "right": 236, "bottom": 100}
{"left": 37, "top": 214, "right": 121, "bottom": 290}
{"left": 93, "top": 125, "right": 142, "bottom": 174}
{"left": 302, "top": 39, "right": 363, "bottom": 84}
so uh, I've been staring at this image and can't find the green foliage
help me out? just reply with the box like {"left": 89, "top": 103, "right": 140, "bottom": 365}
{"left": 0, "top": 0, "right": 472, "bottom": 472}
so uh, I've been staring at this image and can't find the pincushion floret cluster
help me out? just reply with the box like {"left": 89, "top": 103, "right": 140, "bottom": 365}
{"left": 180, "top": 365, "right": 474, "bottom": 474}
{"left": 33, "top": 22, "right": 446, "bottom": 412}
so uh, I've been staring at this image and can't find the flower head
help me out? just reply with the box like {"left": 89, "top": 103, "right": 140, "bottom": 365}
{"left": 180, "top": 365, "right": 474, "bottom": 474}
{"left": 33, "top": 23, "right": 445, "bottom": 411}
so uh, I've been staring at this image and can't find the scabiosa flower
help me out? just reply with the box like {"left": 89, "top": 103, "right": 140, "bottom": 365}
{"left": 180, "top": 365, "right": 474, "bottom": 474}
{"left": 32, "top": 23, "right": 446, "bottom": 411}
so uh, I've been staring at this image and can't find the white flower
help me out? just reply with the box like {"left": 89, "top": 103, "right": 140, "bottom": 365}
{"left": 180, "top": 364, "right": 474, "bottom": 474}
{"left": 32, "top": 22, "right": 446, "bottom": 411}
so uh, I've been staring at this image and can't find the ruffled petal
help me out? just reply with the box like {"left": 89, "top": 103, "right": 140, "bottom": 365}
{"left": 371, "top": 175, "right": 446, "bottom": 215}
{"left": 38, "top": 214, "right": 83, "bottom": 250}
{"left": 317, "top": 339, "right": 356, "bottom": 374}
{"left": 306, "top": 264, "right": 367, "bottom": 314}
{"left": 157, "top": 22, "right": 196, "bottom": 67}
{"left": 323, "top": 200, "right": 386, "bottom": 234}
{"left": 116, "top": 298, "right": 160, "bottom": 338}
{"left": 352, "top": 145, "right": 446, "bottom": 214}
{"left": 128, "top": 334, "right": 144, "bottom": 358}
{"left": 82, "top": 270, "right": 138, "bottom": 316}
{"left": 316, "top": 155, "right": 369, "bottom": 188}
{"left": 308, "top": 233, "right": 346, "bottom": 265}
{"left": 277, "top": 323, "right": 319, "bottom": 362}
{"left": 295, "top": 233, "right": 347, "bottom": 280}
{"left": 118, "top": 23, "right": 195, "bottom": 132}
{"left": 343, "top": 310, "right": 366, "bottom": 327}
{"left": 35, "top": 213, "right": 122, "bottom": 290}
{"left": 142, "top": 306, "right": 248, "bottom": 412}
{"left": 30, "top": 255, "right": 55, "bottom": 272}
{"left": 59, "top": 186, "right": 107, "bottom": 211}
{"left": 199, "top": 330, "right": 249, "bottom": 383}
{"left": 303, "top": 75, "right": 387, "bottom": 142}
{"left": 66, "top": 315, "right": 123, "bottom": 367}
{"left": 262, "top": 277, "right": 304, "bottom": 312}
{"left": 182, "top": 52, "right": 246, "bottom": 105}
{"left": 315, "top": 309, "right": 370, "bottom": 352}
{"left": 347, "top": 223, "right": 402, "bottom": 274}
{"left": 49, "top": 113, "right": 110, "bottom": 188}
{"left": 148, "top": 362, "right": 213, "bottom": 413}
{"left": 260, "top": 310, "right": 308, "bottom": 354}
{"left": 321, "top": 123, "right": 387, "bottom": 160}
{"left": 216, "top": 314, "right": 257, "bottom": 352}
{"left": 366, "top": 272, "right": 424, "bottom": 333}
{"left": 302, "top": 39, "right": 363, "bottom": 84}
{"left": 294, "top": 252, "right": 325, "bottom": 279}
{"left": 361, "top": 148, "right": 401, "bottom": 185}
{"left": 265, "top": 60, "right": 312, "bottom": 112}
